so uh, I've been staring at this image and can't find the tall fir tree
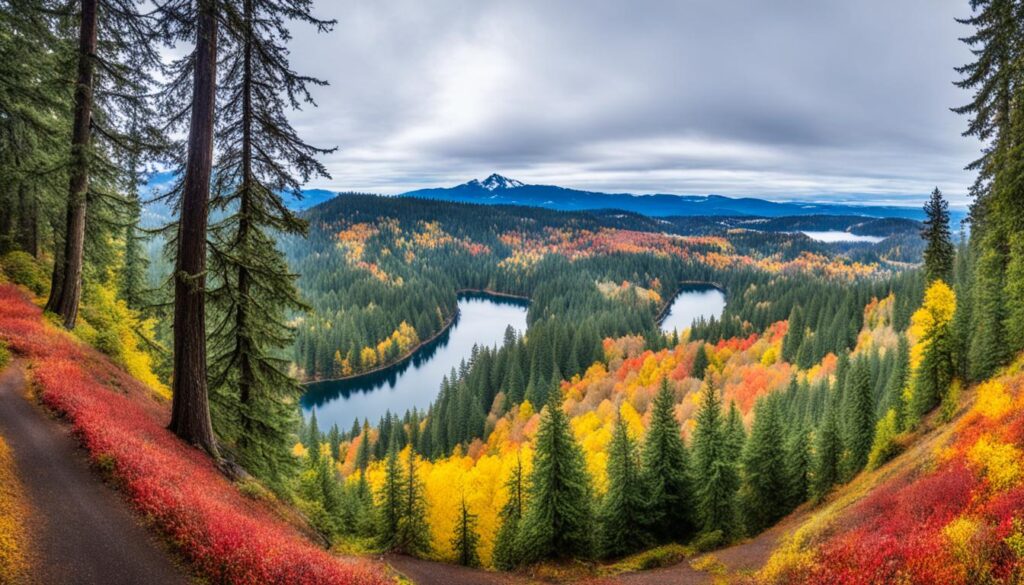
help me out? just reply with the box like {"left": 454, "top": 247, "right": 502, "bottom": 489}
{"left": 45, "top": 0, "right": 161, "bottom": 329}
{"left": 492, "top": 453, "right": 526, "bottom": 570}
{"left": 0, "top": 0, "right": 68, "bottom": 260}
{"left": 375, "top": 437, "right": 404, "bottom": 552}
{"left": 517, "top": 387, "right": 594, "bottom": 563}
{"left": 740, "top": 396, "right": 788, "bottom": 534}
{"left": 954, "top": 0, "right": 1022, "bottom": 379}
{"left": 162, "top": 0, "right": 221, "bottom": 455}
{"left": 921, "top": 187, "right": 955, "bottom": 284}
{"left": 811, "top": 398, "right": 842, "bottom": 500}
{"left": 691, "top": 343, "right": 709, "bottom": 380}
{"left": 841, "top": 357, "right": 875, "bottom": 480}
{"left": 783, "top": 422, "right": 811, "bottom": 509}
{"left": 599, "top": 415, "right": 650, "bottom": 558}
{"left": 206, "top": 0, "right": 334, "bottom": 481}
{"left": 396, "top": 448, "right": 431, "bottom": 557}
{"left": 451, "top": 496, "right": 481, "bottom": 567}
{"left": 642, "top": 377, "right": 694, "bottom": 541}
{"left": 782, "top": 307, "right": 804, "bottom": 364}
{"left": 691, "top": 377, "right": 739, "bottom": 537}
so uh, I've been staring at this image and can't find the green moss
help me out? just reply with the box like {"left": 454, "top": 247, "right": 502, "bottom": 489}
{"left": 0, "top": 251, "right": 47, "bottom": 295}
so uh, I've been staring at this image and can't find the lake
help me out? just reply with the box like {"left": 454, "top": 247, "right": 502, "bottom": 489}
{"left": 660, "top": 284, "right": 727, "bottom": 334}
{"left": 301, "top": 293, "right": 529, "bottom": 431}
{"left": 801, "top": 230, "right": 885, "bottom": 243}
{"left": 302, "top": 285, "right": 727, "bottom": 430}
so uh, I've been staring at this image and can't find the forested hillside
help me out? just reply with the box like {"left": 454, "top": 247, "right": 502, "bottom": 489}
{"left": 282, "top": 190, "right": 939, "bottom": 571}
{"left": 287, "top": 194, "right": 920, "bottom": 381}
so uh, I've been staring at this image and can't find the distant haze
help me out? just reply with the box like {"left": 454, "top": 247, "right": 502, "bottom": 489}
{"left": 287, "top": 0, "right": 976, "bottom": 206}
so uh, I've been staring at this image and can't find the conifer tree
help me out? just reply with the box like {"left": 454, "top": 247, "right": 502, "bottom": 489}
{"left": 691, "top": 343, "right": 709, "bottom": 380}
{"left": 355, "top": 420, "right": 372, "bottom": 471}
{"left": 375, "top": 438, "right": 405, "bottom": 552}
{"left": 492, "top": 453, "right": 526, "bottom": 570}
{"left": 298, "top": 440, "right": 341, "bottom": 536}
{"left": 784, "top": 422, "right": 811, "bottom": 509}
{"left": 600, "top": 415, "right": 650, "bottom": 558}
{"left": 724, "top": 400, "right": 746, "bottom": 463}
{"left": 811, "top": 401, "right": 841, "bottom": 500}
{"left": 782, "top": 307, "right": 804, "bottom": 363}
{"left": 206, "top": 0, "right": 334, "bottom": 481}
{"left": 642, "top": 377, "right": 693, "bottom": 541}
{"left": 950, "top": 235, "right": 974, "bottom": 379}
{"left": 881, "top": 335, "right": 911, "bottom": 427}
{"left": 517, "top": 387, "right": 594, "bottom": 563}
{"left": 451, "top": 496, "right": 481, "bottom": 567}
{"left": 921, "top": 188, "right": 955, "bottom": 284}
{"left": 163, "top": 0, "right": 221, "bottom": 455}
{"left": 119, "top": 125, "right": 149, "bottom": 311}
{"left": 691, "top": 377, "right": 739, "bottom": 536}
{"left": 841, "top": 357, "right": 875, "bottom": 478}
{"left": 396, "top": 448, "right": 431, "bottom": 556}
{"left": 0, "top": 0, "right": 67, "bottom": 260}
{"left": 954, "top": 0, "right": 1022, "bottom": 379}
{"left": 44, "top": 0, "right": 160, "bottom": 329}
{"left": 740, "top": 396, "right": 788, "bottom": 533}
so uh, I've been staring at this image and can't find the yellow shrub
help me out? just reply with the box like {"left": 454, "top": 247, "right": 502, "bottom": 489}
{"left": 79, "top": 272, "right": 169, "bottom": 398}
{"left": 974, "top": 380, "right": 1012, "bottom": 421}
{"left": 969, "top": 435, "right": 1023, "bottom": 491}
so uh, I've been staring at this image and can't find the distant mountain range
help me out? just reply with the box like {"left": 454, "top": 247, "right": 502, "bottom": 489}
{"left": 142, "top": 171, "right": 961, "bottom": 224}
{"left": 401, "top": 174, "right": 955, "bottom": 221}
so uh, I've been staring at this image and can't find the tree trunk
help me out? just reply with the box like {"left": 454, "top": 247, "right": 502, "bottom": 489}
{"left": 169, "top": 0, "right": 218, "bottom": 457}
{"left": 237, "top": 0, "right": 254, "bottom": 416}
{"left": 44, "top": 0, "right": 97, "bottom": 329}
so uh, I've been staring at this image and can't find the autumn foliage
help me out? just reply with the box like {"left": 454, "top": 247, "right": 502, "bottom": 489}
{"left": 761, "top": 357, "right": 1024, "bottom": 584}
{"left": 0, "top": 285, "right": 388, "bottom": 585}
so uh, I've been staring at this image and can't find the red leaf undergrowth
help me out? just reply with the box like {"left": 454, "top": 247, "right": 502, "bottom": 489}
{"left": 0, "top": 286, "right": 388, "bottom": 585}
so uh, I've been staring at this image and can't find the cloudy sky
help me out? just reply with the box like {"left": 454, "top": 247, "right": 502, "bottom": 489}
{"left": 286, "top": 0, "right": 978, "bottom": 206}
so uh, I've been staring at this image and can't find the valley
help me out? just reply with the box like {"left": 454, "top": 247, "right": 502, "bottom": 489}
{"left": 2, "top": 2, "right": 1023, "bottom": 584}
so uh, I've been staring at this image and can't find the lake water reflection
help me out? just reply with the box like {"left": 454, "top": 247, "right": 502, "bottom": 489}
{"left": 301, "top": 293, "right": 528, "bottom": 431}
{"left": 659, "top": 284, "right": 727, "bottom": 334}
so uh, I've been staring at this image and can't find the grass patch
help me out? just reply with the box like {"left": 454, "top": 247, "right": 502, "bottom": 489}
{"left": 599, "top": 543, "right": 693, "bottom": 575}
{"left": 526, "top": 559, "right": 598, "bottom": 582}
{"left": 690, "top": 554, "right": 727, "bottom": 575}
{"left": 331, "top": 536, "right": 380, "bottom": 557}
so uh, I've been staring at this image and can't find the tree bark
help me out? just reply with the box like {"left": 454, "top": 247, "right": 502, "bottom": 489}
{"left": 44, "top": 0, "right": 97, "bottom": 329}
{"left": 169, "top": 0, "right": 218, "bottom": 457}
{"left": 237, "top": 0, "right": 255, "bottom": 427}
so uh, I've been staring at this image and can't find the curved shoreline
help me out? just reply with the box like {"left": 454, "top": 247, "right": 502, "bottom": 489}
{"left": 301, "top": 290, "right": 529, "bottom": 386}
{"left": 655, "top": 280, "right": 726, "bottom": 325}
{"left": 303, "top": 282, "right": 715, "bottom": 386}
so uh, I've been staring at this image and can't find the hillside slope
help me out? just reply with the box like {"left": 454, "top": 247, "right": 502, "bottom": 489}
{"left": 0, "top": 284, "right": 391, "bottom": 585}
{"left": 754, "top": 357, "right": 1024, "bottom": 584}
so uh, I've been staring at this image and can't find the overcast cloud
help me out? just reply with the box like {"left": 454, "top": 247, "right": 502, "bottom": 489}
{"left": 285, "top": 0, "right": 978, "bottom": 206}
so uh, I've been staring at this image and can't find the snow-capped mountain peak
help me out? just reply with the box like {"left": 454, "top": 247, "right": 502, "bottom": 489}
{"left": 466, "top": 174, "right": 525, "bottom": 191}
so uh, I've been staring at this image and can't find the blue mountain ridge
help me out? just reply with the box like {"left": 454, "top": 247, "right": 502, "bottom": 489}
{"left": 142, "top": 171, "right": 962, "bottom": 223}
{"left": 399, "top": 174, "right": 952, "bottom": 221}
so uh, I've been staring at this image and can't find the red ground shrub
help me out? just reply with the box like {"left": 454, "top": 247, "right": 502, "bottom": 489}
{"left": 0, "top": 286, "right": 388, "bottom": 585}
